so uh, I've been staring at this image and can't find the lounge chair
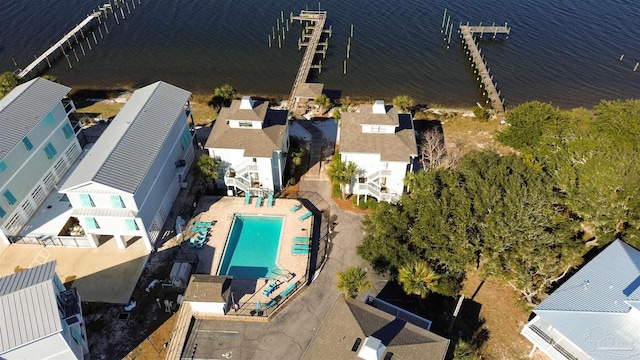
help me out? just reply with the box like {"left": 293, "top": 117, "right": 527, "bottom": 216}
{"left": 195, "top": 221, "right": 214, "bottom": 227}
{"left": 278, "top": 283, "right": 297, "bottom": 298}
{"left": 298, "top": 211, "right": 313, "bottom": 221}
{"left": 244, "top": 192, "right": 251, "bottom": 205}
{"left": 256, "top": 195, "right": 263, "bottom": 207}
{"left": 291, "top": 248, "right": 309, "bottom": 255}
{"left": 292, "top": 244, "right": 310, "bottom": 251}
{"left": 262, "top": 282, "right": 278, "bottom": 296}
{"left": 293, "top": 237, "right": 309, "bottom": 244}
{"left": 265, "top": 299, "right": 278, "bottom": 309}
{"left": 290, "top": 204, "right": 302, "bottom": 212}
{"left": 191, "top": 226, "right": 208, "bottom": 234}
{"left": 267, "top": 193, "right": 274, "bottom": 207}
{"left": 189, "top": 237, "right": 205, "bottom": 249}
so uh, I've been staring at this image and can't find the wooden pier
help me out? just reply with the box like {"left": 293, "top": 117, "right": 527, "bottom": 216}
{"left": 287, "top": 10, "right": 328, "bottom": 110}
{"left": 459, "top": 24, "right": 510, "bottom": 120}
{"left": 15, "top": 0, "right": 137, "bottom": 79}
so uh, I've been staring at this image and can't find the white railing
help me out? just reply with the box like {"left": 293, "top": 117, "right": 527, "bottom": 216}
{"left": 230, "top": 161, "right": 259, "bottom": 179}
{"left": 354, "top": 183, "right": 400, "bottom": 203}
{"left": 366, "top": 169, "right": 392, "bottom": 181}
{"left": 521, "top": 325, "right": 579, "bottom": 360}
{"left": 224, "top": 175, "right": 251, "bottom": 192}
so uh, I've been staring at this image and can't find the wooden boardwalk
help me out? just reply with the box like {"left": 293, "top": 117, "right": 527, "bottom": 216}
{"left": 288, "top": 10, "right": 327, "bottom": 109}
{"left": 459, "top": 24, "right": 510, "bottom": 120}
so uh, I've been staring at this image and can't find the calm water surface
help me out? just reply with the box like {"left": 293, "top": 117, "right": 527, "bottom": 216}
{"left": 0, "top": 0, "right": 638, "bottom": 108}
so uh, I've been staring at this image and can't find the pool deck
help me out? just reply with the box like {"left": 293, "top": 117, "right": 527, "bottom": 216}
{"left": 183, "top": 196, "right": 311, "bottom": 306}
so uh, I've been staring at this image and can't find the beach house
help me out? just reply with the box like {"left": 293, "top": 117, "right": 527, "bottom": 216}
{"left": 58, "top": 81, "right": 195, "bottom": 250}
{"left": 204, "top": 96, "right": 289, "bottom": 194}
{"left": 521, "top": 239, "right": 640, "bottom": 360}
{"left": 0, "top": 261, "right": 89, "bottom": 360}
{"left": 0, "top": 78, "right": 82, "bottom": 245}
{"left": 339, "top": 100, "right": 417, "bottom": 203}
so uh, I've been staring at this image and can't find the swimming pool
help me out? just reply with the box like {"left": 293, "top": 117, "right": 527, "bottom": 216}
{"left": 217, "top": 215, "right": 283, "bottom": 279}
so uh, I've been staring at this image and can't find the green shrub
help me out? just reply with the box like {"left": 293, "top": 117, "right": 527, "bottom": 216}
{"left": 287, "top": 177, "right": 297, "bottom": 187}
{"left": 332, "top": 182, "right": 342, "bottom": 198}
{"left": 473, "top": 107, "right": 488, "bottom": 121}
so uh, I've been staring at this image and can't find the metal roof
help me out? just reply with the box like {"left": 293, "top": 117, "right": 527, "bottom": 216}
{"left": 0, "top": 261, "right": 62, "bottom": 353}
{"left": 0, "top": 78, "right": 70, "bottom": 161}
{"left": 60, "top": 81, "right": 191, "bottom": 194}
{"left": 532, "top": 240, "right": 640, "bottom": 358}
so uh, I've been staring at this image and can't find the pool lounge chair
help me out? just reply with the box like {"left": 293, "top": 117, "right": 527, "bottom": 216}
{"left": 298, "top": 211, "right": 313, "bottom": 221}
{"left": 290, "top": 204, "right": 302, "bottom": 212}
{"left": 292, "top": 244, "right": 310, "bottom": 251}
{"left": 292, "top": 237, "right": 309, "bottom": 244}
{"left": 191, "top": 226, "right": 208, "bottom": 234}
{"left": 256, "top": 195, "right": 263, "bottom": 207}
{"left": 267, "top": 193, "right": 274, "bottom": 207}
{"left": 278, "top": 283, "right": 297, "bottom": 298}
{"left": 291, "top": 248, "right": 309, "bottom": 255}
{"left": 265, "top": 298, "right": 278, "bottom": 309}
{"left": 244, "top": 192, "right": 251, "bottom": 205}
{"left": 188, "top": 237, "right": 205, "bottom": 249}
{"left": 195, "top": 221, "right": 214, "bottom": 227}
{"left": 262, "top": 282, "right": 278, "bottom": 296}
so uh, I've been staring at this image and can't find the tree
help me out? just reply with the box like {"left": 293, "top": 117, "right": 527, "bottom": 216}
{"left": 314, "top": 94, "right": 332, "bottom": 112}
{"left": 0, "top": 72, "right": 19, "bottom": 98}
{"left": 392, "top": 95, "right": 414, "bottom": 113}
{"left": 41, "top": 74, "right": 59, "bottom": 83}
{"left": 209, "top": 84, "right": 237, "bottom": 110}
{"left": 337, "top": 266, "right": 371, "bottom": 298}
{"left": 326, "top": 151, "right": 358, "bottom": 199}
{"left": 398, "top": 261, "right": 440, "bottom": 299}
{"left": 453, "top": 339, "right": 482, "bottom": 360}
{"left": 496, "top": 101, "right": 568, "bottom": 151}
{"left": 419, "top": 127, "right": 446, "bottom": 170}
{"left": 196, "top": 154, "right": 220, "bottom": 188}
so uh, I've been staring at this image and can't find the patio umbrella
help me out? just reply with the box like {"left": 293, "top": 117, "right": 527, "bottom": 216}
{"left": 256, "top": 300, "right": 262, "bottom": 315}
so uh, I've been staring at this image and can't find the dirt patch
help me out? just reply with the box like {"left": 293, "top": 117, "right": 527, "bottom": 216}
{"left": 331, "top": 196, "right": 371, "bottom": 214}
{"left": 459, "top": 270, "right": 543, "bottom": 360}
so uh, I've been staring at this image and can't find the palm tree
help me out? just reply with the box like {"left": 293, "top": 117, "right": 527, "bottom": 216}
{"left": 398, "top": 261, "right": 440, "bottom": 299}
{"left": 196, "top": 154, "right": 220, "bottom": 189}
{"left": 337, "top": 266, "right": 371, "bottom": 298}
{"left": 327, "top": 151, "right": 359, "bottom": 199}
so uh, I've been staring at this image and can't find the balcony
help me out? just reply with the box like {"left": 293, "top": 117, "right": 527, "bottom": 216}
{"left": 62, "top": 98, "right": 76, "bottom": 114}
{"left": 353, "top": 182, "right": 400, "bottom": 203}
{"left": 59, "top": 288, "right": 81, "bottom": 318}
{"left": 521, "top": 318, "right": 582, "bottom": 360}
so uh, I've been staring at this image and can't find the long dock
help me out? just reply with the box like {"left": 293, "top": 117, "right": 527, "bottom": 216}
{"left": 288, "top": 10, "right": 328, "bottom": 110}
{"left": 459, "top": 24, "right": 510, "bottom": 120}
{"left": 17, "top": 11, "right": 103, "bottom": 78}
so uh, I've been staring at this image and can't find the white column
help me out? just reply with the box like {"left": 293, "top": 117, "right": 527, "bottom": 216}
{"left": 87, "top": 233, "right": 99, "bottom": 248}
{"left": 114, "top": 235, "right": 126, "bottom": 250}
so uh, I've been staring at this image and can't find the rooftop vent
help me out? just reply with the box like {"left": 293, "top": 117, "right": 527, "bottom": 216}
{"left": 239, "top": 96, "right": 254, "bottom": 110}
{"left": 372, "top": 100, "right": 386, "bottom": 114}
{"left": 357, "top": 336, "right": 386, "bottom": 360}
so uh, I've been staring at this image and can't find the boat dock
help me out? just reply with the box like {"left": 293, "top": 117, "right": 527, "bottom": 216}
{"left": 16, "top": 0, "right": 138, "bottom": 79}
{"left": 288, "top": 10, "right": 329, "bottom": 110}
{"left": 459, "top": 24, "right": 510, "bottom": 120}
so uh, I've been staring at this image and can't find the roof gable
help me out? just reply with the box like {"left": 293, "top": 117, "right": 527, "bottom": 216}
{"left": 0, "top": 78, "right": 70, "bottom": 160}
{"left": 60, "top": 81, "right": 191, "bottom": 194}
{"left": 0, "top": 261, "right": 62, "bottom": 353}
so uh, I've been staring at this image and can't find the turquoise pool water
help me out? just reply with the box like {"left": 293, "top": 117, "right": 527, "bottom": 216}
{"left": 218, "top": 215, "right": 283, "bottom": 279}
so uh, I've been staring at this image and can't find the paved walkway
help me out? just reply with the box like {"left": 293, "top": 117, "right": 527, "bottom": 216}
{"left": 297, "top": 121, "right": 325, "bottom": 181}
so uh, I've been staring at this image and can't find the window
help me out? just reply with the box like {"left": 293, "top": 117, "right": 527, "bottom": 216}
{"left": 62, "top": 123, "right": 74, "bottom": 139}
{"left": 180, "top": 127, "right": 192, "bottom": 150}
{"left": 44, "top": 142, "right": 57, "bottom": 159}
{"left": 22, "top": 137, "right": 33, "bottom": 151}
{"left": 110, "top": 195, "right": 125, "bottom": 209}
{"left": 125, "top": 218, "right": 139, "bottom": 231}
{"left": 3, "top": 190, "right": 16, "bottom": 205}
{"left": 239, "top": 121, "right": 253, "bottom": 128}
{"left": 0, "top": 206, "right": 5, "bottom": 218}
{"left": 0, "top": 161, "right": 6, "bottom": 172}
{"left": 79, "top": 194, "right": 95, "bottom": 207}
{"left": 85, "top": 217, "right": 99, "bottom": 230}
{"left": 358, "top": 177, "right": 366, "bottom": 184}
{"left": 42, "top": 113, "right": 55, "bottom": 126}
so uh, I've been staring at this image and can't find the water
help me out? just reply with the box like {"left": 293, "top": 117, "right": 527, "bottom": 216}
{"left": 218, "top": 215, "right": 283, "bottom": 279}
{"left": 1, "top": 0, "right": 638, "bottom": 109}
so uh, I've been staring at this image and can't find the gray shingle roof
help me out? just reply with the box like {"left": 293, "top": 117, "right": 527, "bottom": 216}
{"left": 0, "top": 261, "right": 62, "bottom": 353}
{"left": 340, "top": 104, "right": 417, "bottom": 162}
{"left": 205, "top": 99, "right": 288, "bottom": 157}
{"left": 0, "top": 78, "right": 70, "bottom": 161}
{"left": 60, "top": 81, "right": 191, "bottom": 194}
{"left": 532, "top": 240, "right": 640, "bottom": 358}
{"left": 303, "top": 295, "right": 449, "bottom": 360}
